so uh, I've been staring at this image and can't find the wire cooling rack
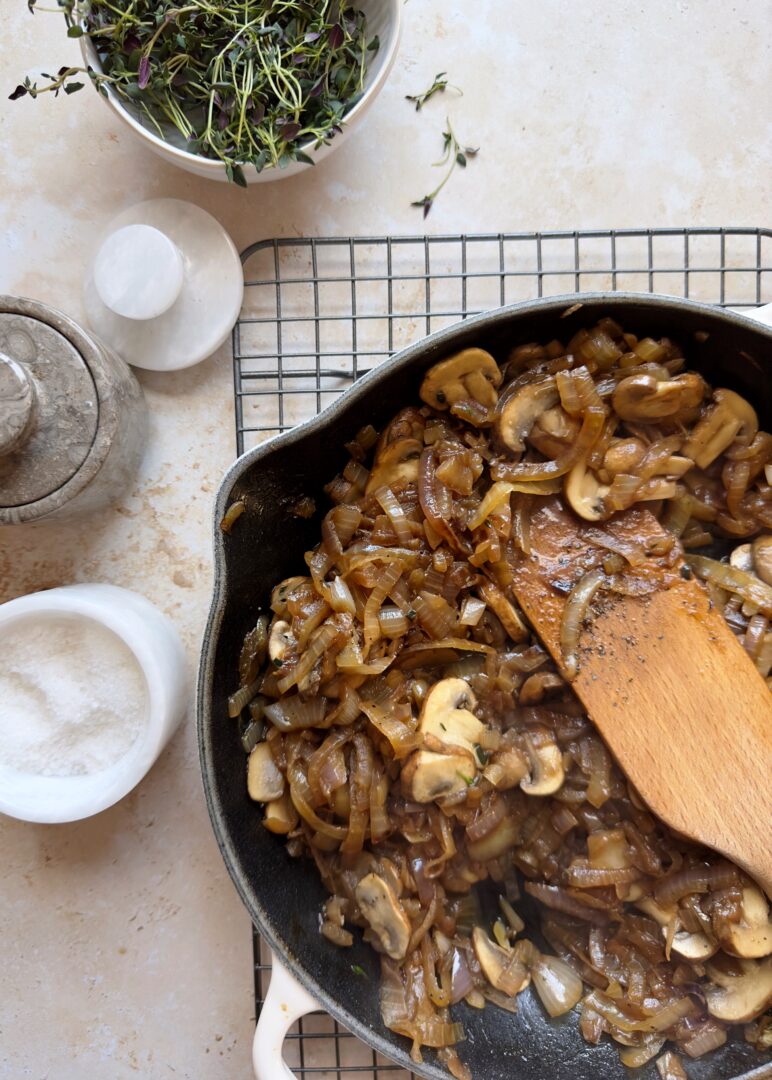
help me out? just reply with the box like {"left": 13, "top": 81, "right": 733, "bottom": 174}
{"left": 234, "top": 226, "right": 772, "bottom": 1079}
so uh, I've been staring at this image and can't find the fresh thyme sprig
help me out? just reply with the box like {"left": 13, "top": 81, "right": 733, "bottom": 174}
{"left": 405, "top": 71, "right": 459, "bottom": 111}
{"left": 411, "top": 117, "right": 478, "bottom": 218}
{"left": 11, "top": 0, "right": 379, "bottom": 186}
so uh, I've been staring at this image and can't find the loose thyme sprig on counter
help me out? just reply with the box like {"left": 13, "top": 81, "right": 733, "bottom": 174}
{"left": 11, "top": 0, "right": 379, "bottom": 186}
{"left": 405, "top": 70, "right": 459, "bottom": 111}
{"left": 412, "top": 117, "right": 478, "bottom": 218}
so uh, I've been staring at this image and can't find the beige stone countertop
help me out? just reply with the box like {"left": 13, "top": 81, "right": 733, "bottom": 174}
{"left": 0, "top": 2, "right": 770, "bottom": 1078}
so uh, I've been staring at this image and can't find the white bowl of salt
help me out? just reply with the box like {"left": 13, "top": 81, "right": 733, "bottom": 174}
{"left": 0, "top": 584, "right": 187, "bottom": 823}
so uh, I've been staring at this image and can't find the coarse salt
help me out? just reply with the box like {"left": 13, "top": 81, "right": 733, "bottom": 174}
{"left": 0, "top": 614, "right": 148, "bottom": 777}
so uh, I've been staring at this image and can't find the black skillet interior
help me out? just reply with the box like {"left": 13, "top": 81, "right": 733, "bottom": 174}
{"left": 199, "top": 295, "right": 772, "bottom": 1080}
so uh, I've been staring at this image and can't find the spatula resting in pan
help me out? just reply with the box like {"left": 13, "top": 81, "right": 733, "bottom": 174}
{"left": 508, "top": 497, "right": 772, "bottom": 898}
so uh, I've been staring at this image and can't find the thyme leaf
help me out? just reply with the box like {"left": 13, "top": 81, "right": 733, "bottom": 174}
{"left": 474, "top": 743, "right": 489, "bottom": 766}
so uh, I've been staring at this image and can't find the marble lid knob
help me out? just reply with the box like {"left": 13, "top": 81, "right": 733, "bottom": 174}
{"left": 93, "top": 224, "right": 185, "bottom": 321}
{"left": 0, "top": 352, "right": 36, "bottom": 457}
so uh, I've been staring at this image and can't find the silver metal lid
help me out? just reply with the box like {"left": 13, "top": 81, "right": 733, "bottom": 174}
{"left": 0, "top": 312, "right": 99, "bottom": 507}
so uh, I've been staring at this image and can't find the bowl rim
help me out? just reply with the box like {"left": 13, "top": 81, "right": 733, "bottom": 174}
{"left": 79, "top": 0, "right": 403, "bottom": 176}
{"left": 197, "top": 291, "right": 772, "bottom": 1080}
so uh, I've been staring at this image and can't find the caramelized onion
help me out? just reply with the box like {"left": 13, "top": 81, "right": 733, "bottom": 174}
{"left": 239, "top": 319, "right": 771, "bottom": 1071}
{"left": 687, "top": 555, "right": 772, "bottom": 617}
{"left": 491, "top": 405, "right": 606, "bottom": 483}
{"left": 375, "top": 486, "right": 414, "bottom": 545}
{"left": 524, "top": 883, "right": 611, "bottom": 925}
{"left": 654, "top": 862, "right": 738, "bottom": 907}
{"left": 560, "top": 567, "right": 607, "bottom": 679}
{"left": 264, "top": 695, "right": 327, "bottom": 731}
{"left": 531, "top": 954, "right": 584, "bottom": 1017}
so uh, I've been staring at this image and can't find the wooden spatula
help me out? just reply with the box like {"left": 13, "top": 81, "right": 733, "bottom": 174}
{"left": 509, "top": 498, "right": 772, "bottom": 897}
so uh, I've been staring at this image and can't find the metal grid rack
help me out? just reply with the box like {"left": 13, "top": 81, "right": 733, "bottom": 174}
{"left": 233, "top": 226, "right": 771, "bottom": 1078}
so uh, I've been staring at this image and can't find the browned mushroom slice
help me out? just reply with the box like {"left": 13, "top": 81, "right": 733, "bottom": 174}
{"left": 495, "top": 375, "right": 560, "bottom": 453}
{"left": 419, "top": 348, "right": 503, "bottom": 411}
{"left": 636, "top": 898, "right": 718, "bottom": 961}
{"left": 528, "top": 405, "right": 581, "bottom": 458}
{"left": 365, "top": 437, "right": 423, "bottom": 494}
{"left": 354, "top": 873, "right": 411, "bottom": 960}
{"left": 705, "top": 957, "right": 772, "bottom": 1023}
{"left": 477, "top": 580, "right": 529, "bottom": 642}
{"left": 418, "top": 677, "right": 484, "bottom": 754}
{"left": 565, "top": 458, "right": 611, "bottom": 521}
{"left": 612, "top": 372, "right": 705, "bottom": 422}
{"left": 472, "top": 927, "right": 531, "bottom": 995}
{"left": 752, "top": 535, "right": 772, "bottom": 586}
{"left": 247, "top": 743, "right": 285, "bottom": 802}
{"left": 484, "top": 747, "right": 529, "bottom": 790}
{"left": 365, "top": 407, "right": 426, "bottom": 494}
{"left": 603, "top": 438, "right": 647, "bottom": 475}
{"left": 717, "top": 886, "right": 772, "bottom": 959}
{"left": 401, "top": 750, "right": 475, "bottom": 803}
{"left": 730, "top": 543, "right": 754, "bottom": 572}
{"left": 263, "top": 790, "right": 300, "bottom": 834}
{"left": 519, "top": 729, "right": 565, "bottom": 795}
{"left": 683, "top": 389, "right": 759, "bottom": 469}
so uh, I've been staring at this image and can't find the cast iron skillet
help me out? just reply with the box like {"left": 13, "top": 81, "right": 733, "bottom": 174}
{"left": 198, "top": 294, "right": 772, "bottom": 1080}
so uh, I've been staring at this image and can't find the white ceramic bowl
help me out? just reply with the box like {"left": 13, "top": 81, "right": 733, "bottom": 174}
{"left": 80, "top": 0, "right": 402, "bottom": 183}
{"left": 0, "top": 584, "right": 188, "bottom": 823}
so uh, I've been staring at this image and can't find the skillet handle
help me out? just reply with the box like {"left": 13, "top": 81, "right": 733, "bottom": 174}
{"left": 253, "top": 954, "right": 319, "bottom": 1080}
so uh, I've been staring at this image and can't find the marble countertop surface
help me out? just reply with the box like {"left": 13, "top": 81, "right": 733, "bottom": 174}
{"left": 0, "top": 2, "right": 769, "bottom": 1077}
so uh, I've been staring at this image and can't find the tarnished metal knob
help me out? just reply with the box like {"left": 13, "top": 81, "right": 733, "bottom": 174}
{"left": 0, "top": 352, "right": 36, "bottom": 456}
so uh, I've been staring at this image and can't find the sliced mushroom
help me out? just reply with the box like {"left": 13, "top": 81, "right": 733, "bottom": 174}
{"left": 472, "top": 927, "right": 531, "bottom": 995}
{"left": 635, "top": 898, "right": 717, "bottom": 960}
{"left": 752, "top": 536, "right": 772, "bottom": 586}
{"left": 650, "top": 454, "right": 693, "bottom": 479}
{"left": 612, "top": 372, "right": 705, "bottom": 422}
{"left": 495, "top": 376, "right": 560, "bottom": 453}
{"left": 603, "top": 438, "right": 647, "bottom": 475}
{"left": 263, "top": 790, "right": 299, "bottom": 834}
{"left": 365, "top": 437, "right": 423, "bottom": 495}
{"left": 402, "top": 750, "right": 475, "bottom": 803}
{"left": 528, "top": 405, "right": 581, "bottom": 458}
{"left": 565, "top": 458, "right": 610, "bottom": 521}
{"left": 705, "top": 957, "right": 772, "bottom": 1023}
{"left": 683, "top": 389, "right": 759, "bottom": 469}
{"left": 718, "top": 886, "right": 772, "bottom": 959}
{"left": 247, "top": 743, "right": 285, "bottom": 802}
{"left": 354, "top": 873, "right": 411, "bottom": 960}
{"left": 420, "top": 349, "right": 503, "bottom": 411}
{"left": 418, "top": 677, "right": 484, "bottom": 753}
{"left": 672, "top": 930, "right": 719, "bottom": 961}
{"left": 520, "top": 730, "right": 564, "bottom": 795}
{"left": 484, "top": 747, "right": 529, "bottom": 790}
{"left": 268, "top": 619, "right": 294, "bottom": 663}
{"left": 518, "top": 671, "right": 565, "bottom": 706}
{"left": 730, "top": 544, "right": 754, "bottom": 572}
{"left": 477, "top": 580, "right": 530, "bottom": 642}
